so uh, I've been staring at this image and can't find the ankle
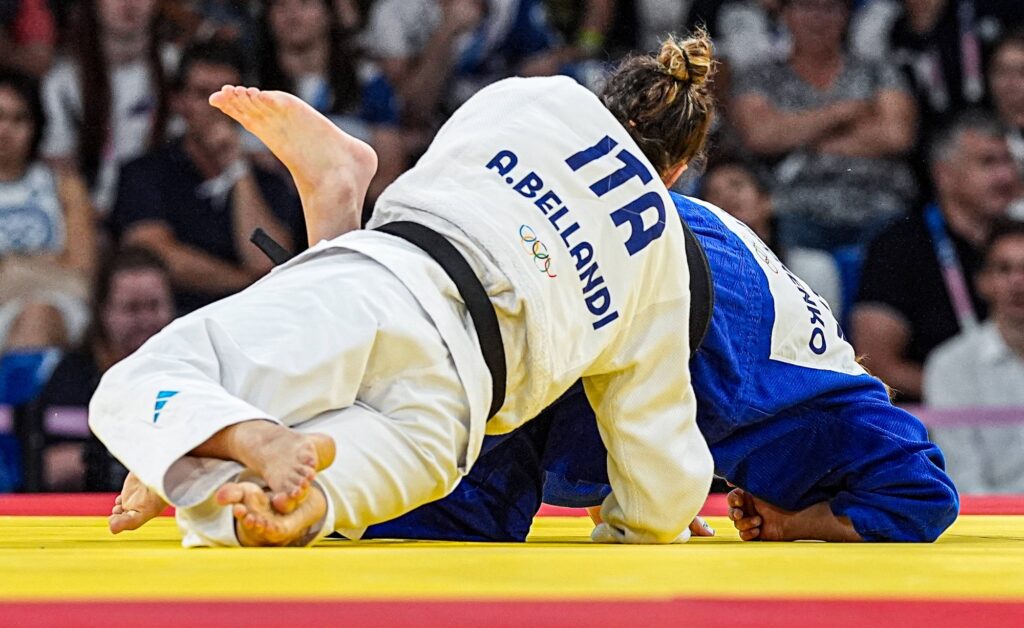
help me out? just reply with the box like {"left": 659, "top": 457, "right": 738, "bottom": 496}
{"left": 223, "top": 419, "right": 280, "bottom": 467}
{"left": 793, "top": 502, "right": 862, "bottom": 542}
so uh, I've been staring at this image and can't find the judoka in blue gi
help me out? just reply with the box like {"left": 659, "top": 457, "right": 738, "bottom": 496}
{"left": 366, "top": 191, "right": 960, "bottom": 543}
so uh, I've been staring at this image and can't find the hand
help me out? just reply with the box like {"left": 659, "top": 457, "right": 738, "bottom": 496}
{"left": 440, "top": 0, "right": 484, "bottom": 35}
{"left": 689, "top": 515, "right": 715, "bottom": 537}
{"left": 589, "top": 515, "right": 714, "bottom": 543}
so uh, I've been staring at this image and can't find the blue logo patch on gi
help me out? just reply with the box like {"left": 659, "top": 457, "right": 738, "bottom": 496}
{"left": 153, "top": 390, "right": 179, "bottom": 422}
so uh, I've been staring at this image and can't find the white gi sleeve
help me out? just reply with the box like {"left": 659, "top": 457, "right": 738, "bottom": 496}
{"left": 582, "top": 296, "right": 714, "bottom": 544}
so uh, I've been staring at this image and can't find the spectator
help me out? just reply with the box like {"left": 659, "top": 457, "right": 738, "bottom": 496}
{"left": 633, "top": 0, "right": 692, "bottom": 53}
{"left": 40, "top": 0, "right": 169, "bottom": 213}
{"left": 923, "top": 219, "right": 1024, "bottom": 493}
{"left": 0, "top": 68, "right": 95, "bottom": 353}
{"left": 36, "top": 246, "right": 175, "bottom": 491}
{"left": 364, "top": 0, "right": 565, "bottom": 128}
{"left": 731, "top": 0, "right": 917, "bottom": 251}
{"left": 110, "top": 41, "right": 301, "bottom": 313}
{"left": 0, "top": 0, "right": 56, "bottom": 78}
{"left": 701, "top": 157, "right": 844, "bottom": 317}
{"left": 713, "top": 0, "right": 789, "bottom": 71}
{"left": 989, "top": 28, "right": 1024, "bottom": 177}
{"left": 545, "top": 0, "right": 628, "bottom": 58}
{"left": 854, "top": 110, "right": 1020, "bottom": 401}
{"left": 851, "top": 0, "right": 1024, "bottom": 144}
{"left": 257, "top": 0, "right": 405, "bottom": 204}
{"left": 160, "top": 1, "right": 260, "bottom": 51}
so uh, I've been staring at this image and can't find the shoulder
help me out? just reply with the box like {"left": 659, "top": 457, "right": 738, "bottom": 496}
{"left": 733, "top": 60, "right": 788, "bottom": 87}
{"left": 846, "top": 53, "right": 909, "bottom": 90}
{"left": 488, "top": 75, "right": 587, "bottom": 99}
{"left": 25, "top": 162, "right": 58, "bottom": 188}
{"left": 849, "top": 0, "right": 903, "bottom": 60}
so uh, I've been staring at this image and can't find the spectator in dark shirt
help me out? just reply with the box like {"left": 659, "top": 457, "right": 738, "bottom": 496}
{"left": 853, "top": 110, "right": 1021, "bottom": 401}
{"left": 36, "top": 246, "right": 175, "bottom": 491}
{"left": 111, "top": 40, "right": 302, "bottom": 313}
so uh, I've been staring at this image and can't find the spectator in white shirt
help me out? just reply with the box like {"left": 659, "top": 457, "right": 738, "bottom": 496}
{"left": 40, "top": 0, "right": 168, "bottom": 213}
{"left": 924, "top": 218, "right": 1024, "bottom": 493}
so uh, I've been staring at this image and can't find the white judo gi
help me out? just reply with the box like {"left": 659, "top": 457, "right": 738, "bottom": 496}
{"left": 89, "top": 76, "right": 714, "bottom": 546}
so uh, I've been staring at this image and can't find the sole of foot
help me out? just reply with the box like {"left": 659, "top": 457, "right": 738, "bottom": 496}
{"left": 216, "top": 480, "right": 328, "bottom": 547}
{"left": 109, "top": 472, "right": 169, "bottom": 534}
{"left": 239, "top": 425, "right": 335, "bottom": 515}
{"left": 208, "top": 86, "right": 377, "bottom": 204}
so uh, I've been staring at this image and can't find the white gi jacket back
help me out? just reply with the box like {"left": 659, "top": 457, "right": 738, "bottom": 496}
{"left": 354, "top": 76, "right": 713, "bottom": 543}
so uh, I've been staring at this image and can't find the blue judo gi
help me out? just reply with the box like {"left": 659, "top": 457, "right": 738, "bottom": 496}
{"left": 363, "top": 193, "right": 959, "bottom": 543}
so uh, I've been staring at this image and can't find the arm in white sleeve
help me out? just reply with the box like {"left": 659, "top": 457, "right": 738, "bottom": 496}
{"left": 582, "top": 297, "right": 714, "bottom": 544}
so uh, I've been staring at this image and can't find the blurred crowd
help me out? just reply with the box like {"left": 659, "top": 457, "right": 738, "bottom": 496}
{"left": 1, "top": 0, "right": 1024, "bottom": 495}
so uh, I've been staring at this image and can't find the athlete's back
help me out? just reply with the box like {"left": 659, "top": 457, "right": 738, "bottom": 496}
{"left": 362, "top": 58, "right": 718, "bottom": 543}
{"left": 675, "top": 192, "right": 885, "bottom": 440}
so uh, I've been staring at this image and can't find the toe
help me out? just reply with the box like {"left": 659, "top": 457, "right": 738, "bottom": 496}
{"left": 272, "top": 492, "right": 297, "bottom": 515}
{"left": 109, "top": 511, "right": 141, "bottom": 534}
{"left": 216, "top": 483, "right": 246, "bottom": 505}
{"left": 739, "top": 528, "right": 761, "bottom": 541}
{"left": 735, "top": 517, "right": 762, "bottom": 532}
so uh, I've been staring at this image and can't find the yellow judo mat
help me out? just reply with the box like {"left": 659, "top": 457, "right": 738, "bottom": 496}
{"left": 1, "top": 513, "right": 1023, "bottom": 627}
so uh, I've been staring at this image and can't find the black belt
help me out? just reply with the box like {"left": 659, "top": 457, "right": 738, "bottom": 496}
{"left": 250, "top": 225, "right": 508, "bottom": 419}
{"left": 373, "top": 221, "right": 507, "bottom": 419}
{"left": 679, "top": 217, "right": 714, "bottom": 355}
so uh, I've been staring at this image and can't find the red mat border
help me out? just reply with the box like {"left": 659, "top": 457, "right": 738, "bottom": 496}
{"left": 1, "top": 493, "right": 1023, "bottom": 516}
{"left": 1, "top": 598, "right": 1021, "bottom": 628}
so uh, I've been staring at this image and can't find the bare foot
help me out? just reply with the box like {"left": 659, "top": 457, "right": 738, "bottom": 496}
{"left": 109, "top": 472, "right": 168, "bottom": 534}
{"left": 727, "top": 487, "right": 788, "bottom": 541}
{"left": 208, "top": 86, "right": 377, "bottom": 243}
{"left": 216, "top": 480, "right": 328, "bottom": 546}
{"left": 234, "top": 423, "right": 336, "bottom": 514}
{"left": 726, "top": 488, "right": 862, "bottom": 542}
{"left": 190, "top": 421, "right": 336, "bottom": 514}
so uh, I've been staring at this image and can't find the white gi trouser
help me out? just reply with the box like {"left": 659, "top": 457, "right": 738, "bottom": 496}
{"left": 89, "top": 237, "right": 491, "bottom": 546}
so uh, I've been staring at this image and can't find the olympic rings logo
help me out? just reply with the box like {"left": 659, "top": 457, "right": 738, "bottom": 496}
{"left": 519, "top": 225, "right": 557, "bottom": 278}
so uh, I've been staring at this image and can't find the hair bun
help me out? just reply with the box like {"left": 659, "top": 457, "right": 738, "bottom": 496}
{"left": 657, "top": 30, "right": 713, "bottom": 88}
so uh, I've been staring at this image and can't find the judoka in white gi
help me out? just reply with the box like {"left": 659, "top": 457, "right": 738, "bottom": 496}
{"left": 93, "top": 33, "right": 719, "bottom": 547}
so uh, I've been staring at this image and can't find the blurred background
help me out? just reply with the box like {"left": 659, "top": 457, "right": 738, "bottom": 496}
{"left": 1, "top": 0, "right": 1023, "bottom": 497}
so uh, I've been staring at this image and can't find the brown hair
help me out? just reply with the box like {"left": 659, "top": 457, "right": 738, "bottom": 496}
{"left": 600, "top": 29, "right": 716, "bottom": 176}
{"left": 984, "top": 218, "right": 1024, "bottom": 266}
{"left": 85, "top": 246, "right": 172, "bottom": 349}
{"left": 73, "top": 1, "right": 169, "bottom": 189}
